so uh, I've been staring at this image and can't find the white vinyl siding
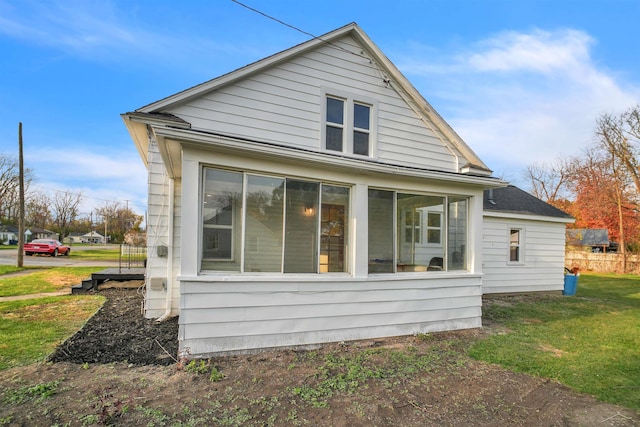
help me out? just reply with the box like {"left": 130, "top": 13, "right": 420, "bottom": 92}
{"left": 168, "top": 35, "right": 459, "bottom": 172}
{"left": 482, "top": 216, "right": 566, "bottom": 294}
{"left": 178, "top": 276, "right": 482, "bottom": 356}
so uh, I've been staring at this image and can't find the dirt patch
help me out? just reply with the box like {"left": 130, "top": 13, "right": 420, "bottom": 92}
{"left": 0, "top": 287, "right": 638, "bottom": 426}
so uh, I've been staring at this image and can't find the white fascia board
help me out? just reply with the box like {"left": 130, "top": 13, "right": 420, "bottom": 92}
{"left": 153, "top": 126, "right": 506, "bottom": 188}
{"left": 483, "top": 210, "right": 575, "bottom": 224}
{"left": 120, "top": 114, "right": 150, "bottom": 167}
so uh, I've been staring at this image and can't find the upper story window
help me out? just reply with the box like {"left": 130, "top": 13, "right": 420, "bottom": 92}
{"left": 323, "top": 92, "right": 374, "bottom": 157}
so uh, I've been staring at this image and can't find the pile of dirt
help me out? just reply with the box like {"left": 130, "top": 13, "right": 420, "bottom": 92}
{"left": 1, "top": 287, "right": 638, "bottom": 426}
{"left": 49, "top": 287, "right": 179, "bottom": 365}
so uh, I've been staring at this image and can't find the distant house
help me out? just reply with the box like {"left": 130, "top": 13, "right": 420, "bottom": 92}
{"left": 566, "top": 228, "right": 616, "bottom": 252}
{"left": 81, "top": 231, "right": 105, "bottom": 244}
{"left": 482, "top": 186, "right": 575, "bottom": 294}
{"left": 0, "top": 224, "right": 19, "bottom": 245}
{"left": 67, "top": 231, "right": 106, "bottom": 244}
{"left": 25, "top": 227, "right": 57, "bottom": 241}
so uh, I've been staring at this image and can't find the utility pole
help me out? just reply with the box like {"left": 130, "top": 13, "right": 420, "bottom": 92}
{"left": 17, "top": 122, "right": 25, "bottom": 268}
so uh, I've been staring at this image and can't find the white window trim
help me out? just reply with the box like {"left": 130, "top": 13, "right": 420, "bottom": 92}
{"left": 508, "top": 227, "right": 525, "bottom": 265}
{"left": 321, "top": 88, "right": 378, "bottom": 158}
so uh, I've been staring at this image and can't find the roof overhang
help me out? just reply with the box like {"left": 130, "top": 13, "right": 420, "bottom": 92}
{"left": 151, "top": 126, "right": 507, "bottom": 189}
{"left": 483, "top": 210, "right": 575, "bottom": 224}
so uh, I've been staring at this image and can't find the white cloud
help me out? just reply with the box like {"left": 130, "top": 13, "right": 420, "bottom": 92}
{"left": 397, "top": 28, "right": 640, "bottom": 186}
{"left": 24, "top": 145, "right": 147, "bottom": 215}
{"left": 466, "top": 29, "right": 592, "bottom": 74}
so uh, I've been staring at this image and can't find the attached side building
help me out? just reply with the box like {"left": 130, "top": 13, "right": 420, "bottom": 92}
{"left": 482, "top": 185, "right": 574, "bottom": 294}
{"left": 123, "top": 23, "right": 506, "bottom": 357}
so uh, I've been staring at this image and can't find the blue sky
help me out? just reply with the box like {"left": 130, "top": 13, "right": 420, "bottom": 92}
{"left": 1, "top": 0, "right": 639, "bottom": 217}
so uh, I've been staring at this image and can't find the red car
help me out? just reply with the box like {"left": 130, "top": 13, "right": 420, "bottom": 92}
{"left": 24, "top": 239, "right": 71, "bottom": 257}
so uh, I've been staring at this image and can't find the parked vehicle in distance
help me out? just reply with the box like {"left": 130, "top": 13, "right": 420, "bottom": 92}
{"left": 24, "top": 239, "right": 70, "bottom": 256}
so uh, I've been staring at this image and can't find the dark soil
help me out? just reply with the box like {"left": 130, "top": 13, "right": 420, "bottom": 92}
{"left": 49, "top": 287, "right": 179, "bottom": 365}
{"left": 1, "top": 287, "right": 638, "bottom": 426}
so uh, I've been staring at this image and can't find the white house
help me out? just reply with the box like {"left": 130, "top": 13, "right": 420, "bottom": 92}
{"left": 482, "top": 186, "right": 575, "bottom": 294}
{"left": 122, "top": 23, "right": 509, "bottom": 357}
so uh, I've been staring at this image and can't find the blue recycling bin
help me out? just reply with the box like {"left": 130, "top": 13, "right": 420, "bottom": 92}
{"left": 563, "top": 274, "right": 578, "bottom": 296}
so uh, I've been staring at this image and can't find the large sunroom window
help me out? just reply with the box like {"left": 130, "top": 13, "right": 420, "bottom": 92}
{"left": 368, "top": 189, "right": 468, "bottom": 273}
{"left": 201, "top": 167, "right": 349, "bottom": 273}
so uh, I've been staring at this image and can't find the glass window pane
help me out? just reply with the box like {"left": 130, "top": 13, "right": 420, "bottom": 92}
{"left": 398, "top": 194, "right": 444, "bottom": 271}
{"left": 448, "top": 197, "right": 467, "bottom": 271}
{"left": 244, "top": 175, "right": 284, "bottom": 272}
{"left": 509, "top": 229, "right": 520, "bottom": 262}
{"left": 202, "top": 168, "right": 242, "bottom": 271}
{"left": 354, "top": 103, "right": 370, "bottom": 129}
{"left": 320, "top": 185, "right": 349, "bottom": 273}
{"left": 353, "top": 131, "right": 369, "bottom": 156}
{"left": 326, "top": 98, "right": 344, "bottom": 124}
{"left": 368, "top": 189, "right": 394, "bottom": 273}
{"left": 326, "top": 125, "right": 343, "bottom": 151}
{"left": 284, "top": 180, "right": 319, "bottom": 273}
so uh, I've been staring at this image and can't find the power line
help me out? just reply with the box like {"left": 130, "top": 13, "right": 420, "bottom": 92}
{"left": 230, "top": 0, "right": 369, "bottom": 61}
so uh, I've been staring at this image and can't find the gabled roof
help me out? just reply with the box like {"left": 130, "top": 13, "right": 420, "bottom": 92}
{"left": 566, "top": 229, "right": 609, "bottom": 246}
{"left": 127, "top": 23, "right": 490, "bottom": 175}
{"left": 483, "top": 185, "right": 574, "bottom": 221}
{"left": 0, "top": 224, "right": 19, "bottom": 233}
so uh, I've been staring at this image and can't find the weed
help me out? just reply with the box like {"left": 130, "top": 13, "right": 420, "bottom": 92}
{"left": 185, "top": 360, "right": 209, "bottom": 374}
{"left": 135, "top": 405, "right": 171, "bottom": 425}
{"left": 210, "top": 366, "right": 225, "bottom": 382}
{"left": 4, "top": 380, "right": 60, "bottom": 404}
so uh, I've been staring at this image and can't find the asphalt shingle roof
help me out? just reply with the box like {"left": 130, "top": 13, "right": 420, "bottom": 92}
{"left": 483, "top": 185, "right": 573, "bottom": 219}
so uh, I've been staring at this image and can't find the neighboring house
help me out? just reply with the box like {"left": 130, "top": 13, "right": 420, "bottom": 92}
{"left": 566, "top": 228, "right": 616, "bottom": 252}
{"left": 67, "top": 231, "right": 106, "bottom": 244}
{"left": 25, "top": 227, "right": 57, "bottom": 241}
{"left": 482, "top": 186, "right": 575, "bottom": 294}
{"left": 81, "top": 231, "right": 105, "bottom": 244}
{"left": 122, "top": 23, "right": 508, "bottom": 357}
{"left": 0, "top": 224, "right": 19, "bottom": 245}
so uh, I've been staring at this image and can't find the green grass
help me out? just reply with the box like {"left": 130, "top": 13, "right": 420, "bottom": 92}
{"left": 469, "top": 273, "right": 640, "bottom": 410}
{"left": 0, "top": 267, "right": 104, "bottom": 297}
{"left": 68, "top": 247, "right": 120, "bottom": 261}
{"left": 0, "top": 266, "right": 25, "bottom": 275}
{"left": 0, "top": 295, "right": 105, "bottom": 370}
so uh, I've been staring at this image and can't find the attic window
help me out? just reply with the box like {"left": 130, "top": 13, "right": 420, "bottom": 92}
{"left": 323, "top": 92, "right": 375, "bottom": 157}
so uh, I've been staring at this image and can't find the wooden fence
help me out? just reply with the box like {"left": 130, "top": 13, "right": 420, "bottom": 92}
{"left": 566, "top": 251, "right": 640, "bottom": 274}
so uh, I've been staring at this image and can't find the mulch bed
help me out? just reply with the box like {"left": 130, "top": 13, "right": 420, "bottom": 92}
{"left": 49, "top": 287, "right": 179, "bottom": 365}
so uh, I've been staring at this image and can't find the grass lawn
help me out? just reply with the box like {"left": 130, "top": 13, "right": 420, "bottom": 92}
{"left": 0, "top": 295, "right": 105, "bottom": 370}
{"left": 469, "top": 273, "right": 640, "bottom": 410}
{"left": 0, "top": 267, "right": 105, "bottom": 297}
{"left": 68, "top": 246, "right": 121, "bottom": 261}
{"left": 0, "top": 266, "right": 25, "bottom": 275}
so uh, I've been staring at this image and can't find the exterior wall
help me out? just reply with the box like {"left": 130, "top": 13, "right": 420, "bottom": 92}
{"left": 482, "top": 215, "right": 566, "bottom": 294}
{"left": 169, "top": 35, "right": 459, "bottom": 173}
{"left": 179, "top": 275, "right": 482, "bottom": 356}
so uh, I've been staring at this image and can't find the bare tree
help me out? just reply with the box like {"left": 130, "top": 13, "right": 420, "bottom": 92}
{"left": 524, "top": 158, "right": 572, "bottom": 205}
{"left": 51, "top": 191, "right": 82, "bottom": 240}
{"left": 0, "top": 154, "right": 32, "bottom": 223}
{"left": 596, "top": 106, "right": 640, "bottom": 194}
{"left": 95, "top": 202, "right": 143, "bottom": 243}
{"left": 25, "top": 192, "right": 52, "bottom": 228}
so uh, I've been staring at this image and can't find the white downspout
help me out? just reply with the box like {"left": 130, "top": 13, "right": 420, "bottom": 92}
{"left": 156, "top": 177, "right": 175, "bottom": 322}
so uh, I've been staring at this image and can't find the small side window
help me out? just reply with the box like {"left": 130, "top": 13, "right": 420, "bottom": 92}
{"left": 509, "top": 229, "right": 521, "bottom": 262}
